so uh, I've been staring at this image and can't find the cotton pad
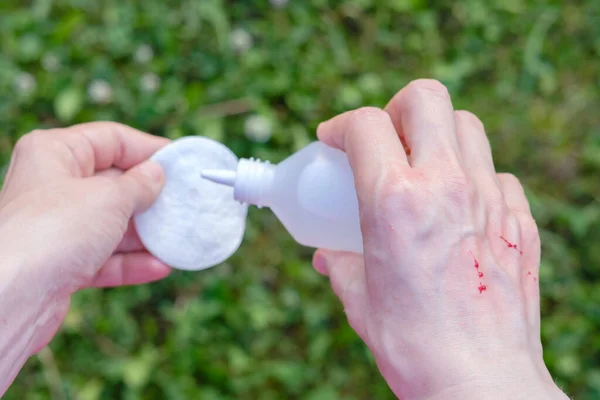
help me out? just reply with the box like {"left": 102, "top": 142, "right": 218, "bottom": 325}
{"left": 134, "top": 136, "right": 248, "bottom": 271}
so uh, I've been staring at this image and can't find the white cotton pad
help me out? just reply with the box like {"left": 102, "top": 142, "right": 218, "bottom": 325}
{"left": 134, "top": 136, "right": 248, "bottom": 271}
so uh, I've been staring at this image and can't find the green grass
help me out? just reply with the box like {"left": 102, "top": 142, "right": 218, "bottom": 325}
{"left": 1, "top": 1, "right": 600, "bottom": 399}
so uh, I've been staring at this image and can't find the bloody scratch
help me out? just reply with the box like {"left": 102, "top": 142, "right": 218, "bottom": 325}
{"left": 469, "top": 251, "right": 480, "bottom": 269}
{"left": 470, "top": 251, "right": 486, "bottom": 292}
{"left": 499, "top": 236, "right": 523, "bottom": 255}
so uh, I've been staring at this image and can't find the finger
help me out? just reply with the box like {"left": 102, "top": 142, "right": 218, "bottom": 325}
{"left": 497, "top": 173, "right": 532, "bottom": 216}
{"left": 384, "top": 79, "right": 460, "bottom": 167}
{"left": 518, "top": 215, "right": 542, "bottom": 353}
{"left": 317, "top": 107, "right": 408, "bottom": 202}
{"left": 454, "top": 110, "right": 502, "bottom": 202}
{"left": 91, "top": 252, "right": 172, "bottom": 288}
{"left": 63, "top": 122, "right": 170, "bottom": 176}
{"left": 115, "top": 219, "right": 145, "bottom": 252}
{"left": 95, "top": 167, "right": 123, "bottom": 178}
{"left": 117, "top": 160, "right": 165, "bottom": 214}
{"left": 313, "top": 250, "right": 368, "bottom": 341}
{"left": 12, "top": 122, "right": 170, "bottom": 178}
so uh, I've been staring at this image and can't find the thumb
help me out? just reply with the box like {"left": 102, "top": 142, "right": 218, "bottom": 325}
{"left": 313, "top": 249, "right": 369, "bottom": 341}
{"left": 117, "top": 160, "right": 165, "bottom": 213}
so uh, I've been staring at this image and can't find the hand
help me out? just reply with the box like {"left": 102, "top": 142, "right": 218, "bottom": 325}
{"left": 0, "top": 122, "right": 171, "bottom": 394}
{"left": 312, "top": 80, "right": 568, "bottom": 399}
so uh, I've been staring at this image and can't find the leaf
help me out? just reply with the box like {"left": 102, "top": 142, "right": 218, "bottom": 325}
{"left": 122, "top": 347, "right": 159, "bottom": 390}
{"left": 304, "top": 385, "right": 338, "bottom": 400}
{"left": 54, "top": 87, "right": 83, "bottom": 122}
{"left": 76, "top": 379, "right": 103, "bottom": 400}
{"left": 0, "top": 163, "right": 8, "bottom": 185}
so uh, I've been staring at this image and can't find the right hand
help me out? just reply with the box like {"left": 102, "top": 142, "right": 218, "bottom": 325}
{"left": 312, "top": 79, "right": 568, "bottom": 399}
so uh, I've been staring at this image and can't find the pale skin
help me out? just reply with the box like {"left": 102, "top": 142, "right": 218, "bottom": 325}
{"left": 0, "top": 80, "right": 569, "bottom": 399}
{"left": 0, "top": 122, "right": 172, "bottom": 395}
{"left": 312, "top": 79, "right": 569, "bottom": 399}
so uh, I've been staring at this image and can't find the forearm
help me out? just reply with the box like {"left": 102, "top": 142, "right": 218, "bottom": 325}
{"left": 0, "top": 246, "right": 58, "bottom": 397}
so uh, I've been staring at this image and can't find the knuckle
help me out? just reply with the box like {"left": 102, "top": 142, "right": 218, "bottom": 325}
{"left": 518, "top": 213, "right": 539, "bottom": 240}
{"left": 498, "top": 173, "right": 523, "bottom": 190}
{"left": 437, "top": 171, "right": 473, "bottom": 207}
{"left": 455, "top": 110, "right": 484, "bottom": 130}
{"left": 350, "top": 106, "right": 391, "bottom": 126}
{"left": 68, "top": 121, "right": 124, "bottom": 133}
{"left": 504, "top": 212, "right": 521, "bottom": 232}
{"left": 374, "top": 167, "right": 425, "bottom": 219}
{"left": 502, "top": 212, "right": 528, "bottom": 247}
{"left": 441, "top": 171, "right": 476, "bottom": 209}
{"left": 498, "top": 172, "right": 517, "bottom": 183}
{"left": 484, "top": 188, "right": 506, "bottom": 208}
{"left": 376, "top": 167, "right": 408, "bottom": 201}
{"left": 345, "top": 107, "right": 393, "bottom": 148}
{"left": 14, "top": 130, "right": 48, "bottom": 152}
{"left": 405, "top": 78, "right": 449, "bottom": 97}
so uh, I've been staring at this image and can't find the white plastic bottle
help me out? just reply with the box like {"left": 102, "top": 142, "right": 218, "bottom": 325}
{"left": 201, "top": 141, "right": 363, "bottom": 253}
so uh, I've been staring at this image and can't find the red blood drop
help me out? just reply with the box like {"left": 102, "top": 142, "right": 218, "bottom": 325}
{"left": 469, "top": 251, "right": 480, "bottom": 269}
{"left": 478, "top": 284, "right": 487, "bottom": 294}
{"left": 478, "top": 271, "right": 483, "bottom": 278}
{"left": 500, "top": 236, "right": 523, "bottom": 255}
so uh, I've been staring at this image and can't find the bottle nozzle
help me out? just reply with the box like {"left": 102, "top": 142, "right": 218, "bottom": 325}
{"left": 201, "top": 169, "right": 236, "bottom": 187}
{"left": 202, "top": 159, "right": 275, "bottom": 208}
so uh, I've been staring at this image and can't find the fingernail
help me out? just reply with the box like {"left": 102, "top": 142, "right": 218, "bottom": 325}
{"left": 312, "top": 251, "right": 329, "bottom": 276}
{"left": 138, "top": 160, "right": 164, "bottom": 183}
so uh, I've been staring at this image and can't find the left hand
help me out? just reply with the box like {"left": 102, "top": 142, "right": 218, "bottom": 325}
{"left": 0, "top": 122, "right": 171, "bottom": 395}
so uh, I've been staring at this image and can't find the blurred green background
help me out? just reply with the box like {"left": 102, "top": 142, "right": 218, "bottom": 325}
{"left": 1, "top": 0, "right": 599, "bottom": 399}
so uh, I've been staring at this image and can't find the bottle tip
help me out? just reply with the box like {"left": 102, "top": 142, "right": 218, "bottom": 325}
{"left": 201, "top": 169, "right": 237, "bottom": 186}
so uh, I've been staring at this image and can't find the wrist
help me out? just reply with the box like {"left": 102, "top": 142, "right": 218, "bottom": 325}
{"left": 425, "top": 376, "right": 569, "bottom": 400}
{"left": 378, "top": 348, "right": 568, "bottom": 400}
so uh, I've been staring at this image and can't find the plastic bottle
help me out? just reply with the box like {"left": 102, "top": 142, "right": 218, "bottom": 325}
{"left": 201, "top": 141, "right": 363, "bottom": 253}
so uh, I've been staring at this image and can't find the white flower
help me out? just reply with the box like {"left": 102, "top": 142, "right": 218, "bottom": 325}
{"left": 88, "top": 79, "right": 112, "bottom": 104}
{"left": 41, "top": 53, "right": 60, "bottom": 72}
{"left": 139, "top": 72, "right": 160, "bottom": 93}
{"left": 14, "top": 72, "right": 36, "bottom": 95}
{"left": 230, "top": 28, "right": 253, "bottom": 53}
{"left": 269, "top": 0, "right": 289, "bottom": 8}
{"left": 244, "top": 115, "right": 272, "bottom": 143}
{"left": 134, "top": 44, "right": 154, "bottom": 64}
